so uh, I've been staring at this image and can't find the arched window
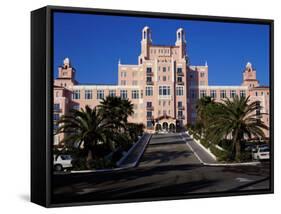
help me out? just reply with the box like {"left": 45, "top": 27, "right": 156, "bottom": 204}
{"left": 178, "top": 32, "right": 181, "bottom": 40}
{"left": 143, "top": 31, "right": 146, "bottom": 39}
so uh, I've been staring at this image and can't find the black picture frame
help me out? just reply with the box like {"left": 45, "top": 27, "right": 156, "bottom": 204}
{"left": 31, "top": 5, "right": 274, "bottom": 208}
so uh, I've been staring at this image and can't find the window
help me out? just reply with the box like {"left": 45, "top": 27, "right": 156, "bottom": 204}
{"left": 210, "top": 90, "right": 216, "bottom": 98}
{"left": 109, "top": 90, "right": 116, "bottom": 97}
{"left": 200, "top": 72, "right": 205, "bottom": 78}
{"left": 146, "top": 76, "right": 152, "bottom": 83}
{"left": 97, "top": 90, "right": 104, "bottom": 100}
{"left": 120, "top": 90, "right": 127, "bottom": 99}
{"left": 84, "top": 90, "right": 92, "bottom": 100}
{"left": 147, "top": 111, "right": 152, "bottom": 117}
{"left": 200, "top": 90, "right": 206, "bottom": 98}
{"left": 190, "top": 89, "right": 196, "bottom": 99}
{"left": 255, "top": 92, "right": 258, "bottom": 96}
{"left": 230, "top": 90, "right": 236, "bottom": 98}
{"left": 177, "top": 76, "right": 182, "bottom": 83}
{"left": 159, "top": 86, "right": 171, "bottom": 96}
{"left": 132, "top": 80, "right": 138, "bottom": 85}
{"left": 147, "top": 102, "right": 152, "bottom": 108}
{"left": 177, "top": 67, "right": 182, "bottom": 74}
{"left": 168, "top": 66, "right": 170, "bottom": 72}
{"left": 163, "top": 76, "right": 167, "bottom": 81}
{"left": 54, "top": 103, "right": 60, "bottom": 111}
{"left": 53, "top": 114, "right": 60, "bottom": 121}
{"left": 72, "top": 90, "right": 80, "bottom": 100}
{"left": 220, "top": 90, "right": 226, "bottom": 98}
{"left": 176, "top": 86, "right": 184, "bottom": 96}
{"left": 240, "top": 90, "right": 246, "bottom": 97}
{"left": 145, "top": 86, "right": 153, "bottom": 96}
{"left": 72, "top": 104, "right": 80, "bottom": 110}
{"left": 146, "top": 67, "right": 152, "bottom": 74}
{"left": 147, "top": 120, "right": 153, "bottom": 128}
{"left": 132, "top": 90, "right": 139, "bottom": 99}
{"left": 178, "top": 101, "right": 182, "bottom": 107}
{"left": 178, "top": 110, "right": 183, "bottom": 117}
{"left": 200, "top": 81, "right": 205, "bottom": 85}
{"left": 121, "top": 80, "right": 126, "bottom": 85}
{"left": 163, "top": 67, "right": 166, "bottom": 72}
{"left": 121, "top": 71, "right": 127, "bottom": 77}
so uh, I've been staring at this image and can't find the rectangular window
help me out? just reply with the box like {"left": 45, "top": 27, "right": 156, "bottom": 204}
{"left": 84, "top": 90, "right": 92, "bottom": 100}
{"left": 190, "top": 89, "right": 196, "bottom": 99}
{"left": 200, "top": 72, "right": 205, "bottom": 78}
{"left": 210, "top": 90, "right": 216, "bottom": 98}
{"left": 147, "top": 101, "right": 152, "bottom": 108}
{"left": 147, "top": 120, "right": 153, "bottom": 128}
{"left": 163, "top": 67, "right": 166, "bottom": 72}
{"left": 230, "top": 90, "right": 236, "bottom": 98}
{"left": 178, "top": 110, "right": 183, "bottom": 117}
{"left": 132, "top": 80, "right": 138, "bottom": 85}
{"left": 72, "top": 90, "right": 80, "bottom": 100}
{"left": 145, "top": 86, "right": 153, "bottom": 96}
{"left": 54, "top": 103, "right": 60, "bottom": 111}
{"left": 132, "top": 90, "right": 139, "bottom": 99}
{"left": 177, "top": 67, "right": 182, "bottom": 73}
{"left": 147, "top": 111, "right": 152, "bottom": 117}
{"left": 163, "top": 76, "right": 167, "bottom": 81}
{"left": 178, "top": 101, "right": 182, "bottom": 107}
{"left": 120, "top": 90, "right": 127, "bottom": 99}
{"left": 177, "top": 76, "right": 182, "bottom": 83}
{"left": 53, "top": 113, "right": 60, "bottom": 121}
{"left": 220, "top": 90, "right": 226, "bottom": 98}
{"left": 121, "top": 80, "right": 126, "bottom": 85}
{"left": 109, "top": 90, "right": 116, "bottom": 97}
{"left": 176, "top": 86, "right": 184, "bottom": 96}
{"left": 159, "top": 86, "right": 171, "bottom": 96}
{"left": 97, "top": 90, "right": 104, "bottom": 100}
{"left": 240, "top": 90, "right": 246, "bottom": 97}
{"left": 200, "top": 90, "right": 206, "bottom": 98}
{"left": 146, "top": 67, "right": 152, "bottom": 74}
{"left": 146, "top": 76, "right": 152, "bottom": 83}
{"left": 72, "top": 104, "right": 80, "bottom": 110}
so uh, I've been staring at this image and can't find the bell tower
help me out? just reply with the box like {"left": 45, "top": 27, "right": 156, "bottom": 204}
{"left": 242, "top": 62, "right": 259, "bottom": 88}
{"left": 175, "top": 28, "right": 187, "bottom": 59}
{"left": 140, "top": 26, "right": 152, "bottom": 60}
{"left": 54, "top": 57, "right": 76, "bottom": 88}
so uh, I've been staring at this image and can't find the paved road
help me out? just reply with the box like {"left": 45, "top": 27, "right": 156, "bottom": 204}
{"left": 52, "top": 133, "right": 271, "bottom": 205}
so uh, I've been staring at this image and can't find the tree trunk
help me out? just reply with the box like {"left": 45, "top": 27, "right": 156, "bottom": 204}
{"left": 86, "top": 149, "right": 93, "bottom": 169}
{"left": 235, "top": 140, "right": 241, "bottom": 161}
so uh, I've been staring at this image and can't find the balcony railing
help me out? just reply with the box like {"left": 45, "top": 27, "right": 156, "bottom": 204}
{"left": 146, "top": 81, "right": 154, "bottom": 85}
{"left": 177, "top": 71, "right": 184, "bottom": 76}
{"left": 177, "top": 106, "right": 185, "bottom": 110}
{"left": 146, "top": 71, "right": 153, "bottom": 76}
{"left": 177, "top": 81, "right": 184, "bottom": 85}
{"left": 177, "top": 115, "right": 185, "bottom": 120}
{"left": 53, "top": 108, "right": 62, "bottom": 113}
{"left": 146, "top": 106, "right": 154, "bottom": 111}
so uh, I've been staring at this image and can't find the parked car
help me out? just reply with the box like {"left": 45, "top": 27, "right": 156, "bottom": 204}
{"left": 252, "top": 145, "right": 270, "bottom": 160}
{"left": 53, "top": 154, "right": 73, "bottom": 171}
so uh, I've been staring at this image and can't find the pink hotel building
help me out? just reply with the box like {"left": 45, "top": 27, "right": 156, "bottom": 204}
{"left": 53, "top": 26, "right": 270, "bottom": 145}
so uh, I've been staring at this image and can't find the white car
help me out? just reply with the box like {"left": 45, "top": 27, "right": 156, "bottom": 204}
{"left": 252, "top": 145, "right": 270, "bottom": 160}
{"left": 53, "top": 154, "right": 73, "bottom": 171}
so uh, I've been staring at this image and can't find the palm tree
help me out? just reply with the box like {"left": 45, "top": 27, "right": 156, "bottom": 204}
{"left": 207, "top": 95, "right": 268, "bottom": 161}
{"left": 55, "top": 105, "right": 113, "bottom": 168}
{"left": 195, "top": 96, "right": 215, "bottom": 135}
{"left": 98, "top": 96, "right": 134, "bottom": 128}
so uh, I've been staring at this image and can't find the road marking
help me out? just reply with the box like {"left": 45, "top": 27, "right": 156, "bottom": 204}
{"left": 235, "top": 177, "right": 254, "bottom": 182}
{"left": 180, "top": 133, "right": 204, "bottom": 164}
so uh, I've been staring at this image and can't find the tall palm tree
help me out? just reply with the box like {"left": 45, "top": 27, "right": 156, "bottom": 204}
{"left": 98, "top": 96, "right": 134, "bottom": 128}
{"left": 55, "top": 105, "right": 113, "bottom": 168}
{"left": 207, "top": 95, "right": 268, "bottom": 161}
{"left": 195, "top": 96, "right": 215, "bottom": 135}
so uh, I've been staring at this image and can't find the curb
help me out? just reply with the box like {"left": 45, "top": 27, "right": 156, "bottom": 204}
{"left": 70, "top": 134, "right": 152, "bottom": 174}
{"left": 185, "top": 131, "right": 261, "bottom": 167}
{"left": 185, "top": 131, "right": 217, "bottom": 161}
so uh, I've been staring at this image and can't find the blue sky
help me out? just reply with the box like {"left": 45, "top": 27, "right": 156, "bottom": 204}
{"left": 53, "top": 12, "right": 270, "bottom": 86}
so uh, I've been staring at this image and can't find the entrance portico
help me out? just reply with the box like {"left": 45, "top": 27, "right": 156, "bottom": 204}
{"left": 154, "top": 115, "right": 176, "bottom": 132}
